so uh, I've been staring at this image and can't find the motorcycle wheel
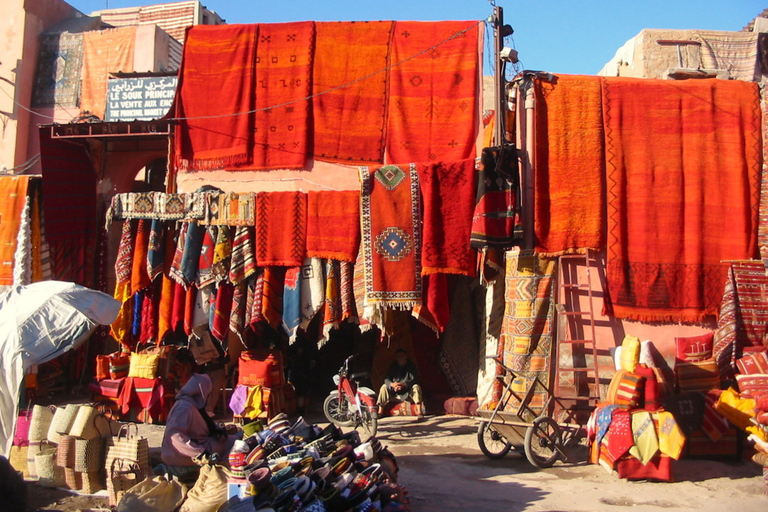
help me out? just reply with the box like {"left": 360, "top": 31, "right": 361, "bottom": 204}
{"left": 323, "top": 391, "right": 354, "bottom": 427}
{"left": 353, "top": 402, "right": 378, "bottom": 441}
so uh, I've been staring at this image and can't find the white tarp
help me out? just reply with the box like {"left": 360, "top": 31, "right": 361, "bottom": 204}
{"left": 0, "top": 281, "right": 120, "bottom": 457}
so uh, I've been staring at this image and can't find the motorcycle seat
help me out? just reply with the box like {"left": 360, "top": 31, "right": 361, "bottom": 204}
{"left": 350, "top": 372, "right": 369, "bottom": 381}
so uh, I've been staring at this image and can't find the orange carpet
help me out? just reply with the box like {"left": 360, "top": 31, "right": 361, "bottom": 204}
{"left": 603, "top": 77, "right": 761, "bottom": 322}
{"left": 0, "top": 176, "right": 30, "bottom": 285}
{"left": 81, "top": 27, "right": 136, "bottom": 120}
{"left": 534, "top": 74, "right": 604, "bottom": 255}
{"left": 306, "top": 190, "right": 360, "bottom": 262}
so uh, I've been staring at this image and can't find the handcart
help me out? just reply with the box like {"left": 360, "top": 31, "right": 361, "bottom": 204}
{"left": 476, "top": 357, "right": 584, "bottom": 468}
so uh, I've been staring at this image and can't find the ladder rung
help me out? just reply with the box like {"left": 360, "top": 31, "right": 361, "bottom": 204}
{"left": 561, "top": 283, "right": 589, "bottom": 289}
{"left": 559, "top": 339, "right": 595, "bottom": 344}
{"left": 559, "top": 254, "right": 588, "bottom": 260}
{"left": 557, "top": 367, "right": 598, "bottom": 372}
{"left": 558, "top": 311, "right": 593, "bottom": 316}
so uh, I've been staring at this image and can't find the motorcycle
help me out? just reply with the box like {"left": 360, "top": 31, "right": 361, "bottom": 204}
{"left": 323, "top": 354, "right": 378, "bottom": 439}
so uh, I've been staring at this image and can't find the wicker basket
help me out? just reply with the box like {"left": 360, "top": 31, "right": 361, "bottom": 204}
{"left": 28, "top": 405, "right": 56, "bottom": 442}
{"left": 81, "top": 470, "right": 105, "bottom": 494}
{"left": 75, "top": 437, "right": 105, "bottom": 473}
{"left": 48, "top": 404, "right": 81, "bottom": 443}
{"left": 36, "top": 447, "right": 65, "bottom": 488}
{"left": 64, "top": 467, "right": 82, "bottom": 490}
{"left": 69, "top": 406, "right": 102, "bottom": 440}
{"left": 9, "top": 445, "right": 28, "bottom": 479}
{"left": 56, "top": 435, "right": 76, "bottom": 468}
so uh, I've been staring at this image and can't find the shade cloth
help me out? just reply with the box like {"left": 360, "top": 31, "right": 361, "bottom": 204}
{"left": 603, "top": 77, "right": 761, "bottom": 322}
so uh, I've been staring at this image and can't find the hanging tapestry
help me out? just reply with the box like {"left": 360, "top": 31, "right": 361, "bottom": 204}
{"left": 249, "top": 270, "right": 265, "bottom": 329}
{"left": 299, "top": 258, "right": 325, "bottom": 331}
{"left": 174, "top": 24, "right": 258, "bottom": 170}
{"left": 417, "top": 158, "right": 476, "bottom": 275}
{"left": 412, "top": 273, "right": 450, "bottom": 335}
{"left": 249, "top": 21, "right": 314, "bottom": 170}
{"left": 713, "top": 261, "right": 768, "bottom": 379}
{"left": 533, "top": 74, "right": 604, "bottom": 256}
{"left": 204, "top": 192, "right": 255, "bottom": 226}
{"left": 111, "top": 220, "right": 135, "bottom": 347}
{"left": 168, "top": 221, "right": 188, "bottom": 287}
{"left": 359, "top": 164, "right": 422, "bottom": 312}
{"left": 262, "top": 266, "right": 285, "bottom": 330}
{"left": 470, "top": 147, "right": 520, "bottom": 249}
{"left": 312, "top": 21, "right": 393, "bottom": 163}
{"left": 306, "top": 190, "right": 360, "bottom": 262}
{"left": 230, "top": 282, "right": 247, "bottom": 342}
{"left": 438, "top": 278, "right": 480, "bottom": 397}
{"left": 255, "top": 191, "right": 307, "bottom": 267}
{"left": 180, "top": 221, "right": 205, "bottom": 286}
{"left": 211, "top": 225, "right": 232, "bottom": 283}
{"left": 146, "top": 219, "right": 166, "bottom": 282}
{"left": 32, "top": 32, "right": 84, "bottom": 108}
{"left": 282, "top": 267, "right": 302, "bottom": 342}
{"left": 386, "top": 21, "right": 480, "bottom": 163}
{"left": 197, "top": 226, "right": 216, "bottom": 288}
{"left": 131, "top": 219, "right": 152, "bottom": 295}
{"left": 81, "top": 27, "right": 136, "bottom": 120}
{"left": 499, "top": 250, "right": 556, "bottom": 416}
{"left": 603, "top": 77, "right": 761, "bottom": 322}
{"left": 340, "top": 260, "right": 357, "bottom": 323}
{"left": 760, "top": 92, "right": 768, "bottom": 272}
{"left": 321, "top": 259, "right": 341, "bottom": 343}
{"left": 229, "top": 226, "right": 256, "bottom": 285}
{"left": 0, "top": 176, "right": 30, "bottom": 286}
{"left": 108, "top": 192, "right": 205, "bottom": 224}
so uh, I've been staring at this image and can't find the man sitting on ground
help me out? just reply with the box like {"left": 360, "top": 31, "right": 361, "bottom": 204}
{"left": 377, "top": 348, "right": 423, "bottom": 415}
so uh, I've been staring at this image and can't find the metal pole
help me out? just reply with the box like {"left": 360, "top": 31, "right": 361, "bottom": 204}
{"left": 494, "top": 5, "right": 504, "bottom": 146}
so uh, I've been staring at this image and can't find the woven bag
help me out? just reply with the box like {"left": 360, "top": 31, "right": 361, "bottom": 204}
{"left": 36, "top": 447, "right": 65, "bottom": 487}
{"left": 70, "top": 405, "right": 103, "bottom": 440}
{"left": 56, "top": 435, "right": 77, "bottom": 468}
{"left": 109, "top": 352, "right": 131, "bottom": 379}
{"left": 9, "top": 445, "right": 29, "bottom": 479}
{"left": 128, "top": 352, "right": 160, "bottom": 379}
{"left": 26, "top": 441, "right": 49, "bottom": 479}
{"left": 109, "top": 458, "right": 144, "bottom": 507}
{"left": 14, "top": 405, "right": 32, "bottom": 447}
{"left": 28, "top": 404, "right": 56, "bottom": 442}
{"left": 104, "top": 423, "right": 151, "bottom": 480}
{"left": 64, "top": 467, "right": 82, "bottom": 490}
{"left": 96, "top": 354, "right": 111, "bottom": 381}
{"left": 48, "top": 403, "right": 81, "bottom": 443}
{"left": 82, "top": 470, "right": 105, "bottom": 494}
{"left": 75, "top": 437, "right": 105, "bottom": 473}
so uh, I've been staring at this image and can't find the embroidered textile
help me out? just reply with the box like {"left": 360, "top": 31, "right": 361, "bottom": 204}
{"left": 114, "top": 220, "right": 135, "bottom": 285}
{"left": 603, "top": 77, "right": 761, "bottom": 322}
{"left": 32, "top": 32, "right": 83, "bottom": 108}
{"left": 656, "top": 411, "right": 685, "bottom": 460}
{"left": 282, "top": 267, "right": 302, "bottom": 342}
{"left": 340, "top": 260, "right": 357, "bottom": 323}
{"left": 146, "top": 220, "right": 166, "bottom": 281}
{"left": 229, "top": 226, "right": 256, "bottom": 285}
{"left": 211, "top": 225, "right": 232, "bottom": 283}
{"left": 386, "top": 21, "right": 479, "bottom": 163}
{"left": 470, "top": 147, "right": 520, "bottom": 249}
{"left": 168, "top": 221, "right": 188, "bottom": 287}
{"left": 204, "top": 192, "right": 256, "bottom": 226}
{"left": 417, "top": 158, "right": 476, "bottom": 275}
{"left": 174, "top": 24, "right": 258, "bottom": 170}
{"left": 322, "top": 259, "right": 341, "bottom": 344}
{"left": 312, "top": 21, "right": 393, "bottom": 163}
{"left": 181, "top": 221, "right": 205, "bottom": 286}
{"left": 249, "top": 271, "right": 266, "bottom": 329}
{"left": 299, "top": 258, "right": 325, "bottom": 331}
{"left": 605, "top": 408, "right": 634, "bottom": 467}
{"left": 533, "top": 74, "right": 604, "bottom": 256}
{"left": 629, "top": 410, "right": 659, "bottom": 465}
{"left": 255, "top": 191, "right": 307, "bottom": 267}
{"left": 197, "top": 226, "right": 216, "bottom": 288}
{"left": 306, "top": 191, "right": 360, "bottom": 262}
{"left": 139, "top": 283, "right": 157, "bottom": 344}
{"left": 81, "top": 27, "right": 136, "bottom": 119}
{"left": 230, "top": 282, "right": 247, "bottom": 342}
{"left": 359, "top": 164, "right": 422, "bottom": 310}
{"left": 108, "top": 192, "right": 205, "bottom": 224}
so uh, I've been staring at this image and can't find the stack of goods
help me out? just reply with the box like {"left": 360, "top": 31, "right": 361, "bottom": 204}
{"left": 230, "top": 349, "right": 296, "bottom": 421}
{"left": 223, "top": 413, "right": 409, "bottom": 512}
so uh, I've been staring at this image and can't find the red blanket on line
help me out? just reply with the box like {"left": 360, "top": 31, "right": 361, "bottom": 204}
{"left": 174, "top": 24, "right": 258, "bottom": 170}
{"left": 255, "top": 191, "right": 307, "bottom": 267}
{"left": 603, "top": 77, "right": 761, "bottom": 322}
{"left": 417, "top": 158, "right": 476, "bottom": 276}
{"left": 312, "top": 21, "right": 393, "bottom": 164}
{"left": 306, "top": 190, "right": 360, "bottom": 262}
{"left": 386, "top": 21, "right": 480, "bottom": 163}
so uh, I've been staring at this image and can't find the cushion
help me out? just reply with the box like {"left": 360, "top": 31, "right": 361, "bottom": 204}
{"left": 619, "top": 335, "right": 641, "bottom": 373}
{"left": 607, "top": 370, "right": 644, "bottom": 408}
{"left": 736, "top": 351, "right": 768, "bottom": 375}
{"left": 675, "top": 359, "right": 720, "bottom": 393}
{"left": 128, "top": 352, "right": 160, "bottom": 379}
{"left": 633, "top": 365, "right": 659, "bottom": 411}
{"left": 674, "top": 332, "right": 714, "bottom": 362}
{"left": 734, "top": 373, "right": 768, "bottom": 398}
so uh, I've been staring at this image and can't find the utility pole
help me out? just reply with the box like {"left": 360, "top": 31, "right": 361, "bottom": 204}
{"left": 493, "top": 5, "right": 505, "bottom": 147}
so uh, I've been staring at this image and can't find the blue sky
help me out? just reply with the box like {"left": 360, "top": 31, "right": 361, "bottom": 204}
{"left": 74, "top": 0, "right": 765, "bottom": 75}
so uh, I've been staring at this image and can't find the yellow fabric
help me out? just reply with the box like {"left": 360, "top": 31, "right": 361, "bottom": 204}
{"left": 620, "top": 335, "right": 640, "bottom": 373}
{"left": 128, "top": 352, "right": 160, "bottom": 379}
{"left": 629, "top": 410, "right": 659, "bottom": 464}
{"left": 110, "top": 281, "right": 133, "bottom": 346}
{"left": 243, "top": 385, "right": 263, "bottom": 420}
{"left": 715, "top": 388, "right": 766, "bottom": 441}
{"left": 656, "top": 411, "right": 685, "bottom": 460}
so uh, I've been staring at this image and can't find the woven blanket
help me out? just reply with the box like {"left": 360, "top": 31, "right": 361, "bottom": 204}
{"left": 197, "top": 226, "right": 216, "bottom": 288}
{"left": 249, "top": 271, "right": 265, "bottom": 329}
{"left": 146, "top": 220, "right": 166, "bottom": 281}
{"left": 229, "top": 226, "right": 256, "bottom": 285}
{"left": 340, "top": 260, "right": 357, "bottom": 323}
{"left": 417, "top": 158, "right": 476, "bottom": 275}
{"left": 81, "top": 27, "right": 136, "bottom": 119}
{"left": 299, "top": 258, "right": 325, "bottom": 331}
{"left": 603, "top": 77, "right": 761, "bottom": 322}
{"left": 438, "top": 276, "right": 480, "bottom": 396}
{"left": 131, "top": 219, "right": 152, "bottom": 295}
{"left": 174, "top": 24, "right": 258, "bottom": 170}
{"left": 230, "top": 282, "right": 247, "bottom": 342}
{"left": 108, "top": 192, "right": 205, "bottom": 224}
{"left": 0, "top": 176, "right": 30, "bottom": 286}
{"left": 211, "top": 282, "right": 233, "bottom": 342}
{"left": 306, "top": 191, "right": 360, "bottom": 262}
{"left": 499, "top": 251, "right": 556, "bottom": 416}
{"left": 250, "top": 21, "right": 314, "bottom": 170}
{"left": 262, "top": 267, "right": 285, "bottom": 330}
{"left": 211, "top": 225, "right": 232, "bottom": 283}
{"left": 760, "top": 92, "right": 768, "bottom": 272}
{"left": 470, "top": 147, "right": 519, "bottom": 249}
{"left": 713, "top": 261, "right": 768, "bottom": 378}
{"left": 157, "top": 261, "right": 175, "bottom": 345}
{"left": 534, "top": 74, "right": 604, "bottom": 255}
{"left": 32, "top": 32, "right": 83, "bottom": 108}
{"left": 312, "top": 21, "right": 393, "bottom": 163}
{"left": 255, "top": 191, "right": 307, "bottom": 267}
{"left": 168, "top": 221, "right": 188, "bottom": 287}
{"left": 204, "top": 192, "right": 255, "bottom": 226}
{"left": 386, "top": 21, "right": 480, "bottom": 163}
{"left": 412, "top": 273, "right": 450, "bottom": 335}
{"left": 322, "top": 259, "right": 341, "bottom": 343}
{"left": 282, "top": 267, "right": 301, "bottom": 341}
{"left": 180, "top": 221, "right": 205, "bottom": 286}
{"left": 694, "top": 30, "right": 759, "bottom": 82}
{"left": 360, "top": 164, "right": 422, "bottom": 311}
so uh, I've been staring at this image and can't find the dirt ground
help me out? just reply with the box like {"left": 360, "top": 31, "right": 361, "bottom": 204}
{"left": 21, "top": 413, "right": 768, "bottom": 512}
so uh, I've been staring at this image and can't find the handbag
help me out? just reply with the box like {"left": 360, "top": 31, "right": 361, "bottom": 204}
{"left": 26, "top": 441, "right": 49, "bottom": 479}
{"left": 14, "top": 405, "right": 32, "bottom": 447}
{"left": 105, "top": 423, "right": 151, "bottom": 480}
{"left": 117, "top": 475, "right": 188, "bottom": 512}
{"left": 28, "top": 404, "right": 56, "bottom": 442}
{"left": 70, "top": 405, "right": 111, "bottom": 440}
{"left": 110, "top": 351, "right": 131, "bottom": 379}
{"left": 129, "top": 351, "right": 161, "bottom": 379}
{"left": 189, "top": 332, "right": 220, "bottom": 366}
{"left": 36, "top": 446, "right": 65, "bottom": 488}
{"left": 48, "top": 403, "right": 81, "bottom": 443}
{"left": 56, "top": 435, "right": 77, "bottom": 468}
{"left": 75, "top": 412, "right": 110, "bottom": 472}
{"left": 109, "top": 458, "right": 144, "bottom": 507}
{"left": 96, "top": 354, "right": 111, "bottom": 381}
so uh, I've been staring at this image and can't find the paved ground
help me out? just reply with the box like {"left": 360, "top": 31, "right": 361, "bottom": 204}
{"left": 23, "top": 410, "right": 768, "bottom": 511}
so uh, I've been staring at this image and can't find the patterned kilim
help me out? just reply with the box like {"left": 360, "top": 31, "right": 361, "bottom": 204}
{"left": 262, "top": 266, "right": 285, "bottom": 330}
{"left": 417, "top": 158, "right": 476, "bottom": 276}
{"left": 249, "top": 21, "right": 314, "bottom": 170}
{"left": 760, "top": 91, "right": 768, "bottom": 271}
{"left": 306, "top": 191, "right": 360, "bottom": 262}
{"left": 533, "top": 74, "right": 604, "bottom": 256}
{"left": 298, "top": 257, "right": 324, "bottom": 331}
{"left": 386, "top": 21, "right": 480, "bottom": 163}
{"left": 255, "top": 191, "right": 307, "bottom": 267}
{"left": 32, "top": 32, "right": 83, "bottom": 108}
{"left": 146, "top": 220, "right": 166, "bottom": 282}
{"left": 108, "top": 192, "right": 205, "bottom": 223}
{"left": 312, "top": 21, "right": 393, "bottom": 164}
{"left": 713, "top": 261, "right": 768, "bottom": 378}
{"left": 359, "top": 164, "right": 422, "bottom": 312}
{"left": 131, "top": 219, "right": 151, "bottom": 295}
{"left": 204, "top": 192, "right": 256, "bottom": 226}
{"left": 499, "top": 251, "right": 556, "bottom": 416}
{"left": 412, "top": 273, "right": 450, "bottom": 335}
{"left": 470, "top": 147, "right": 519, "bottom": 249}
{"left": 174, "top": 24, "right": 258, "bottom": 170}
{"left": 340, "top": 260, "right": 357, "bottom": 323}
{"left": 322, "top": 259, "right": 341, "bottom": 343}
{"left": 0, "top": 176, "right": 30, "bottom": 286}
{"left": 81, "top": 27, "right": 136, "bottom": 120}
{"left": 603, "top": 77, "right": 761, "bottom": 322}
{"left": 282, "top": 267, "right": 301, "bottom": 341}
{"left": 229, "top": 226, "right": 256, "bottom": 285}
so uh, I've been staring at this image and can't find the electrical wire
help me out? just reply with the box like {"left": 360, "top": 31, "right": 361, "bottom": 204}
{"left": 0, "top": 85, "right": 57, "bottom": 122}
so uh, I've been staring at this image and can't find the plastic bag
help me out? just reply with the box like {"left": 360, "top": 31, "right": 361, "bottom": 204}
{"left": 116, "top": 475, "right": 187, "bottom": 512}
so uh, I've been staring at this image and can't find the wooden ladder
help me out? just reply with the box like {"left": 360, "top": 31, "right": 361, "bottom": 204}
{"left": 552, "top": 250, "right": 601, "bottom": 423}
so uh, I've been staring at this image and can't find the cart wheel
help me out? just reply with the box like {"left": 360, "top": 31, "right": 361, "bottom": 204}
{"left": 477, "top": 421, "right": 512, "bottom": 459}
{"left": 524, "top": 416, "right": 562, "bottom": 469}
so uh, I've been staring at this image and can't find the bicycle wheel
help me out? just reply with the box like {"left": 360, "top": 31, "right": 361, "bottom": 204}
{"left": 524, "top": 416, "right": 561, "bottom": 468}
{"left": 477, "top": 421, "right": 512, "bottom": 459}
{"left": 323, "top": 392, "right": 354, "bottom": 427}
{"left": 354, "top": 402, "right": 378, "bottom": 441}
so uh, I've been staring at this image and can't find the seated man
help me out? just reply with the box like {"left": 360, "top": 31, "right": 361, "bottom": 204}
{"left": 377, "top": 349, "right": 423, "bottom": 415}
{"left": 160, "top": 373, "right": 238, "bottom": 482}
